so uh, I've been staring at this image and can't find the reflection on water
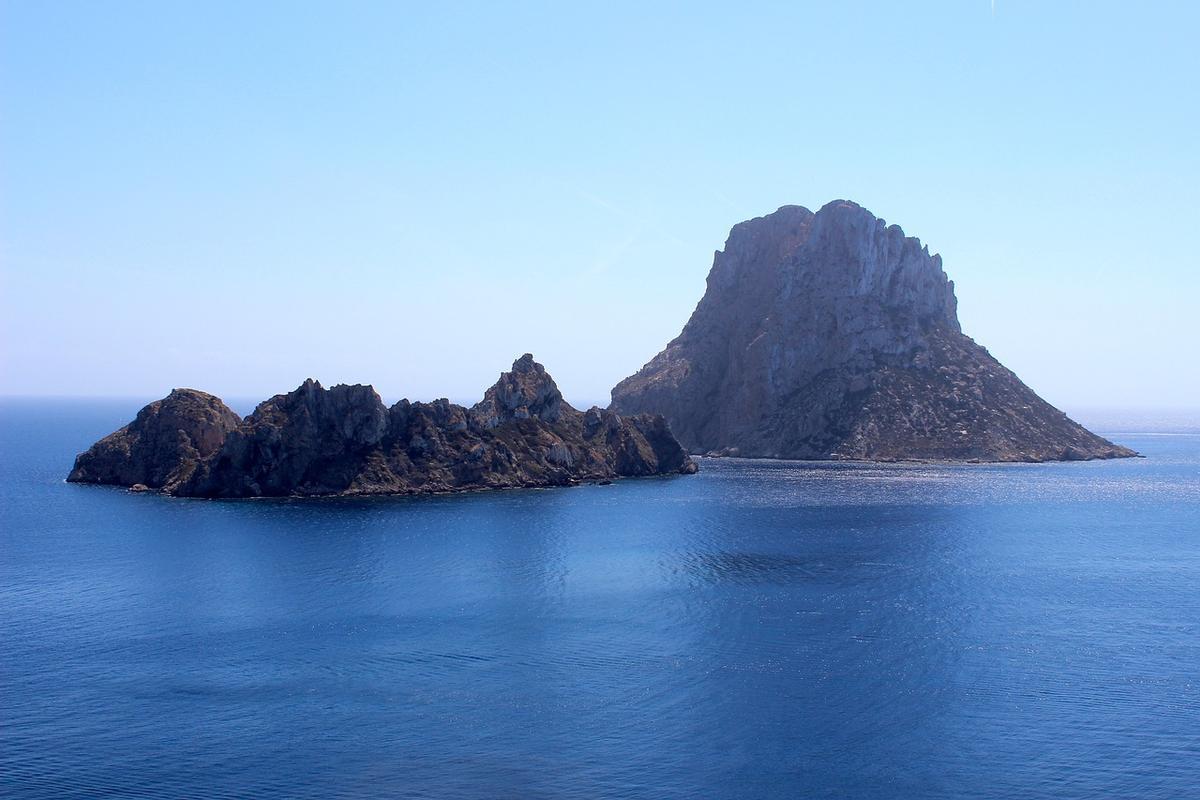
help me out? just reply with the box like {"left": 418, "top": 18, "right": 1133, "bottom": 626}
{"left": 1, "top": 400, "right": 1199, "bottom": 799}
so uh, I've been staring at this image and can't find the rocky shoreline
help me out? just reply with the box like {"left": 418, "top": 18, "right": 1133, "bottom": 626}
{"left": 68, "top": 355, "right": 697, "bottom": 498}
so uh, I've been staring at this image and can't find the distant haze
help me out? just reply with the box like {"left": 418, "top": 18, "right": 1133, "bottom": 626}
{"left": 2, "top": 2, "right": 1197, "bottom": 410}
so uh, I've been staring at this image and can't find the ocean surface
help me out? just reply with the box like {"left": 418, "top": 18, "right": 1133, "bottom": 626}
{"left": 2, "top": 399, "right": 1198, "bottom": 799}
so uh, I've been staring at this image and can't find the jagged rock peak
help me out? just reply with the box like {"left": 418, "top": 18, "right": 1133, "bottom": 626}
{"left": 611, "top": 200, "right": 1134, "bottom": 462}
{"left": 67, "top": 355, "right": 697, "bottom": 498}
{"left": 704, "top": 200, "right": 959, "bottom": 333}
{"left": 511, "top": 353, "right": 538, "bottom": 372}
{"left": 471, "top": 353, "right": 566, "bottom": 428}
{"left": 251, "top": 379, "right": 388, "bottom": 448}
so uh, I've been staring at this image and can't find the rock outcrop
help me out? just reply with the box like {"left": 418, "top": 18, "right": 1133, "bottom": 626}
{"left": 67, "top": 389, "right": 242, "bottom": 489}
{"left": 610, "top": 200, "right": 1136, "bottom": 462}
{"left": 68, "top": 355, "right": 697, "bottom": 497}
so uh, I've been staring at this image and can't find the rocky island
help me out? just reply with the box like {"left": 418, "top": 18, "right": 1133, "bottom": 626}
{"left": 611, "top": 200, "right": 1136, "bottom": 462}
{"left": 68, "top": 355, "right": 697, "bottom": 497}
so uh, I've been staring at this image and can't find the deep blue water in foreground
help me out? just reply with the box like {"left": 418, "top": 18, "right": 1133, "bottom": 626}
{"left": 2, "top": 400, "right": 1198, "bottom": 799}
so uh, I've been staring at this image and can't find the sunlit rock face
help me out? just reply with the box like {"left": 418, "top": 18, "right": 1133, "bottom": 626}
{"left": 610, "top": 200, "right": 1135, "bottom": 462}
{"left": 68, "top": 355, "right": 697, "bottom": 497}
{"left": 471, "top": 353, "right": 564, "bottom": 428}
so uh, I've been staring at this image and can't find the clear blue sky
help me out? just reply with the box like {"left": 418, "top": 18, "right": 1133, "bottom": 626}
{"left": 2, "top": 1, "right": 1196, "bottom": 409}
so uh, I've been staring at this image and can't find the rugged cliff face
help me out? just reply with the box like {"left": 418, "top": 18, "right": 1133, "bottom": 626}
{"left": 610, "top": 200, "right": 1135, "bottom": 462}
{"left": 68, "top": 355, "right": 697, "bottom": 497}
{"left": 67, "top": 389, "right": 242, "bottom": 489}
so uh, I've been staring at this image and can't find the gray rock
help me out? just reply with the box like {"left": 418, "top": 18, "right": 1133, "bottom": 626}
{"left": 67, "top": 388, "right": 241, "bottom": 489}
{"left": 68, "top": 355, "right": 697, "bottom": 498}
{"left": 610, "top": 200, "right": 1136, "bottom": 462}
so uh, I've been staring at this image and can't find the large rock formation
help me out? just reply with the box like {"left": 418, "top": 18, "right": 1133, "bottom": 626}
{"left": 68, "top": 355, "right": 696, "bottom": 497}
{"left": 610, "top": 200, "right": 1135, "bottom": 462}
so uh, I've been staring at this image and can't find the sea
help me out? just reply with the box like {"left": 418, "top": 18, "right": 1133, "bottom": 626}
{"left": 2, "top": 399, "right": 1198, "bottom": 799}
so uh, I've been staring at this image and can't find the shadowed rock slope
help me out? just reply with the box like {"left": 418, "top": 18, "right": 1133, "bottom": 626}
{"left": 65, "top": 388, "right": 242, "bottom": 489}
{"left": 610, "top": 200, "right": 1135, "bottom": 462}
{"left": 69, "top": 354, "right": 696, "bottom": 496}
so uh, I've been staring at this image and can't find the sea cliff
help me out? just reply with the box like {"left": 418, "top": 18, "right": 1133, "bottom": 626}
{"left": 611, "top": 200, "right": 1135, "bottom": 462}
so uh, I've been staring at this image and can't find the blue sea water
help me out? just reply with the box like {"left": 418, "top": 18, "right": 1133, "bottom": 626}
{"left": 2, "top": 399, "right": 1198, "bottom": 799}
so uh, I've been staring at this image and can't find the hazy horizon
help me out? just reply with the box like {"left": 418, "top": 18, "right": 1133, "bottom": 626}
{"left": 3, "top": 2, "right": 1197, "bottom": 409}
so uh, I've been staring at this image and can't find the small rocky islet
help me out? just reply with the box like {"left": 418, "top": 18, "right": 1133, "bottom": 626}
{"left": 68, "top": 355, "right": 697, "bottom": 497}
{"left": 70, "top": 200, "right": 1135, "bottom": 497}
